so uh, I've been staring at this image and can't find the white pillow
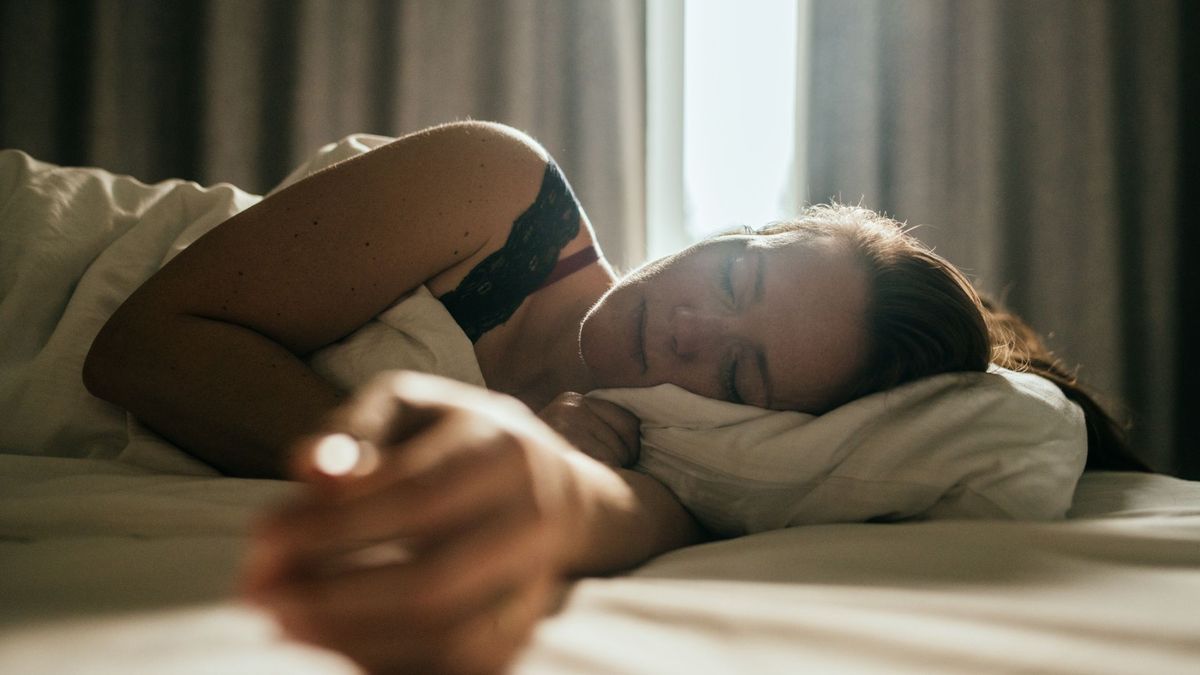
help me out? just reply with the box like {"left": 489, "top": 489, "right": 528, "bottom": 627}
{"left": 589, "top": 367, "right": 1086, "bottom": 536}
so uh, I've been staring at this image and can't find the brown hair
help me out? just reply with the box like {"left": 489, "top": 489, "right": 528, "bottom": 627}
{"left": 760, "top": 204, "right": 1150, "bottom": 473}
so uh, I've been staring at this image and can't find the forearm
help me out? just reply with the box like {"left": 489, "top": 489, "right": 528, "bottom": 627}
{"left": 558, "top": 451, "right": 707, "bottom": 576}
{"left": 84, "top": 311, "right": 343, "bottom": 478}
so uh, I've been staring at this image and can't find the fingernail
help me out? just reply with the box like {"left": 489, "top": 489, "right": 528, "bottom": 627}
{"left": 311, "top": 434, "right": 380, "bottom": 478}
{"left": 312, "top": 434, "right": 361, "bottom": 475}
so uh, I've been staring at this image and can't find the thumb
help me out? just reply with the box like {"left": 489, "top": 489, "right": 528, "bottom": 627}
{"left": 581, "top": 398, "right": 642, "bottom": 464}
{"left": 288, "top": 371, "right": 443, "bottom": 486}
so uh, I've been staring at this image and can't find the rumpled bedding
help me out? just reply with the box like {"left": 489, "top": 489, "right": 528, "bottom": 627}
{"left": 2, "top": 137, "right": 1083, "bottom": 529}
{"left": 1, "top": 140, "right": 1199, "bottom": 674}
{"left": 0, "top": 136, "right": 480, "bottom": 477}
{"left": 0, "top": 148, "right": 257, "bottom": 474}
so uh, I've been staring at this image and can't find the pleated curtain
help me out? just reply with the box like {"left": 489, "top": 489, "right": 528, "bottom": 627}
{"left": 0, "top": 0, "right": 647, "bottom": 267}
{"left": 805, "top": 0, "right": 1190, "bottom": 474}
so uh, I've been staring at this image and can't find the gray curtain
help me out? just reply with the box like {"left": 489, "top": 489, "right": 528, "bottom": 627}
{"left": 806, "top": 0, "right": 1191, "bottom": 475}
{"left": 0, "top": 0, "right": 646, "bottom": 268}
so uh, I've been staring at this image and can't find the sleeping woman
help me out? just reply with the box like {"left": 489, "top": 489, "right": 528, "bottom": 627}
{"left": 82, "top": 120, "right": 1144, "bottom": 674}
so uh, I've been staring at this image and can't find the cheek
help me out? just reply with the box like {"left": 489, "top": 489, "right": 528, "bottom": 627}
{"left": 579, "top": 281, "right": 646, "bottom": 388}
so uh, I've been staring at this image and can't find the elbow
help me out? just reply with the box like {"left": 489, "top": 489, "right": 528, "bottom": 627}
{"left": 83, "top": 308, "right": 149, "bottom": 405}
{"left": 82, "top": 321, "right": 124, "bottom": 403}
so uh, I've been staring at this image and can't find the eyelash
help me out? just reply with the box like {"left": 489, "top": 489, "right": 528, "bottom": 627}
{"left": 723, "top": 357, "right": 743, "bottom": 405}
{"left": 722, "top": 254, "right": 736, "bottom": 300}
{"left": 720, "top": 249, "right": 741, "bottom": 403}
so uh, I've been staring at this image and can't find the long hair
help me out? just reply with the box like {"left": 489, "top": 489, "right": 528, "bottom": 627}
{"left": 759, "top": 204, "right": 1150, "bottom": 473}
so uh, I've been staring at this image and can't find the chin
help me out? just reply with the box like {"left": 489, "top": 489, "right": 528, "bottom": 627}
{"left": 578, "top": 288, "right": 632, "bottom": 389}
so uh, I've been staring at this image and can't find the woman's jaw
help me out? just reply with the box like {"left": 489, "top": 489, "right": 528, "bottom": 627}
{"left": 577, "top": 254, "right": 671, "bottom": 392}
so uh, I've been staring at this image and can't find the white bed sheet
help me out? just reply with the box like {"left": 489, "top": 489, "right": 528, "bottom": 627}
{"left": 2, "top": 456, "right": 1198, "bottom": 675}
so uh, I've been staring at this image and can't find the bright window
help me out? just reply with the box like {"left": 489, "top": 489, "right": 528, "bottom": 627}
{"left": 646, "top": 0, "right": 810, "bottom": 261}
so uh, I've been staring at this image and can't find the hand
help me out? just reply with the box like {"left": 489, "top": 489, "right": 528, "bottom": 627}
{"left": 537, "top": 392, "right": 641, "bottom": 468}
{"left": 242, "top": 371, "right": 582, "bottom": 675}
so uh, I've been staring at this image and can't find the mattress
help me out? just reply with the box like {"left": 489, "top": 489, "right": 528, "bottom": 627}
{"left": 1, "top": 456, "right": 1198, "bottom": 674}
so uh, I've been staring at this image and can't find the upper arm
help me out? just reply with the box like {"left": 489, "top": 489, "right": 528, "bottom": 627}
{"left": 114, "top": 121, "right": 551, "bottom": 354}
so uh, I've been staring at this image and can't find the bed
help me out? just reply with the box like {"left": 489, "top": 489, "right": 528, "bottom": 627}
{"left": 2, "top": 457, "right": 1198, "bottom": 674}
{"left": 2, "top": 143, "right": 1199, "bottom": 674}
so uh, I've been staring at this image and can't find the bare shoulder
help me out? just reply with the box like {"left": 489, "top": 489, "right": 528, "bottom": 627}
{"left": 306, "top": 119, "right": 554, "bottom": 253}
{"left": 367, "top": 120, "right": 551, "bottom": 214}
{"left": 395, "top": 119, "right": 550, "bottom": 167}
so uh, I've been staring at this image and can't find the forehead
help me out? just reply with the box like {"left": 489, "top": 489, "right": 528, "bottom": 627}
{"left": 747, "top": 231, "right": 870, "bottom": 412}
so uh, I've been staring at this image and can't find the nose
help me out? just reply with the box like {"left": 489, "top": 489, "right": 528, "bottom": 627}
{"left": 670, "top": 306, "right": 731, "bottom": 359}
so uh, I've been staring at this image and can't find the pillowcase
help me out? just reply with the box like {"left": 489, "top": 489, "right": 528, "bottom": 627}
{"left": 588, "top": 367, "right": 1086, "bottom": 536}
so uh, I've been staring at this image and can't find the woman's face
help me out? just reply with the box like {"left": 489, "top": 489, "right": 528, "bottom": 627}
{"left": 579, "top": 231, "right": 870, "bottom": 413}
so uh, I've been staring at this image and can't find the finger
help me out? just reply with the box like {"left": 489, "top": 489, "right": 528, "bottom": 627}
{"left": 275, "top": 575, "right": 552, "bottom": 675}
{"left": 289, "top": 371, "right": 497, "bottom": 483}
{"left": 320, "top": 372, "right": 438, "bottom": 450}
{"left": 259, "top": 502, "right": 553, "bottom": 634}
{"left": 291, "top": 433, "right": 382, "bottom": 486}
{"left": 581, "top": 398, "right": 641, "bottom": 463}
{"left": 567, "top": 422, "right": 626, "bottom": 467}
{"left": 537, "top": 392, "right": 595, "bottom": 441}
{"left": 256, "top": 432, "right": 527, "bottom": 565}
{"left": 581, "top": 398, "right": 640, "bottom": 446}
{"left": 538, "top": 393, "right": 634, "bottom": 465}
{"left": 544, "top": 391, "right": 586, "bottom": 412}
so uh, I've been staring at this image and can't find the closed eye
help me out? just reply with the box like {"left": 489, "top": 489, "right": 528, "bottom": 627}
{"left": 722, "top": 242, "right": 749, "bottom": 304}
{"left": 721, "top": 254, "right": 736, "bottom": 301}
{"left": 722, "top": 355, "right": 743, "bottom": 404}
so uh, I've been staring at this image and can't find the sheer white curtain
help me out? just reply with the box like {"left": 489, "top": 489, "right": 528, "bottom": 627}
{"left": 645, "top": 0, "right": 811, "bottom": 262}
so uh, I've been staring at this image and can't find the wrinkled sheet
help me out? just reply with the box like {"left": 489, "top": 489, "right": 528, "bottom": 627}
{"left": 0, "top": 148, "right": 257, "bottom": 475}
{"left": 1, "top": 141, "right": 1084, "bottom": 535}
{"left": 2, "top": 458, "right": 1199, "bottom": 674}
{"left": 4, "top": 147, "right": 1198, "bottom": 673}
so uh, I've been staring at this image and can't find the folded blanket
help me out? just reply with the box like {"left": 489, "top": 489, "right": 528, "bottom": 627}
{"left": 590, "top": 368, "right": 1086, "bottom": 535}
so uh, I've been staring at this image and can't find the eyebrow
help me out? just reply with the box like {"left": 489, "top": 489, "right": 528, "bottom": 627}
{"left": 752, "top": 250, "right": 774, "bottom": 408}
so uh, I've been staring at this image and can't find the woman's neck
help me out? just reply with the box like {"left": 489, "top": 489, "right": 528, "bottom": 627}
{"left": 474, "top": 258, "right": 616, "bottom": 412}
